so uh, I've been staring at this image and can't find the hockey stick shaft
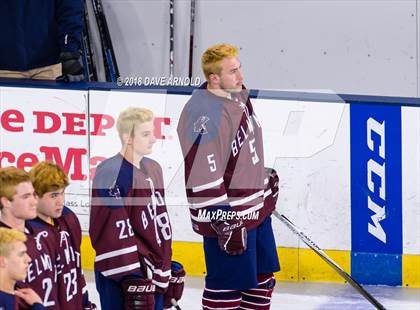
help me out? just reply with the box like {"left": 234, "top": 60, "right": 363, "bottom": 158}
{"left": 81, "top": 31, "right": 90, "bottom": 81}
{"left": 82, "top": 0, "right": 98, "bottom": 81}
{"left": 91, "top": 0, "right": 119, "bottom": 81}
{"left": 272, "top": 210, "right": 386, "bottom": 310}
{"left": 188, "top": 0, "right": 195, "bottom": 79}
{"left": 171, "top": 298, "right": 182, "bottom": 310}
{"left": 169, "top": 0, "right": 174, "bottom": 77}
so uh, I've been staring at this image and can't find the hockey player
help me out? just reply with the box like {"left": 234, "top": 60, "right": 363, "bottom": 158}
{"left": 177, "top": 43, "right": 280, "bottom": 309}
{"left": 0, "top": 167, "right": 61, "bottom": 309}
{"left": 29, "top": 161, "right": 96, "bottom": 309}
{"left": 0, "top": 227, "right": 46, "bottom": 310}
{"left": 90, "top": 107, "right": 184, "bottom": 310}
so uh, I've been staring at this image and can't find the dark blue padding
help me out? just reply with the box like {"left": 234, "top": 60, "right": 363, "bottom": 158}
{"left": 351, "top": 252, "right": 402, "bottom": 286}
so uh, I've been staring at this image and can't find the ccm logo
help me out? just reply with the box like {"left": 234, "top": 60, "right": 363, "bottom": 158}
{"left": 127, "top": 284, "right": 156, "bottom": 293}
{"left": 170, "top": 276, "right": 185, "bottom": 284}
{"left": 366, "top": 117, "right": 386, "bottom": 243}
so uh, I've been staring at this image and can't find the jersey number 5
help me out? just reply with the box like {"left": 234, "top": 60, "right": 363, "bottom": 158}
{"left": 207, "top": 154, "right": 217, "bottom": 172}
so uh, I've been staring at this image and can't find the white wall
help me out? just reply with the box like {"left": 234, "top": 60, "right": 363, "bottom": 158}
{"left": 102, "top": 0, "right": 420, "bottom": 97}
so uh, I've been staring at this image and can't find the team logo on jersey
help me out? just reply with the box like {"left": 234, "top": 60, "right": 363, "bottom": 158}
{"left": 193, "top": 116, "right": 210, "bottom": 134}
{"left": 35, "top": 231, "right": 48, "bottom": 250}
{"left": 108, "top": 182, "right": 121, "bottom": 199}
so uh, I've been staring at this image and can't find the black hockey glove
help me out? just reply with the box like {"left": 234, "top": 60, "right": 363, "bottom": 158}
{"left": 122, "top": 278, "right": 155, "bottom": 310}
{"left": 265, "top": 167, "right": 279, "bottom": 206}
{"left": 57, "top": 51, "right": 85, "bottom": 82}
{"left": 211, "top": 219, "right": 247, "bottom": 255}
{"left": 82, "top": 291, "right": 97, "bottom": 309}
{"left": 83, "top": 301, "right": 97, "bottom": 310}
{"left": 164, "top": 261, "right": 185, "bottom": 308}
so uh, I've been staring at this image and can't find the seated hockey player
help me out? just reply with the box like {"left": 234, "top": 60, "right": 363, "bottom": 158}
{"left": 90, "top": 107, "right": 184, "bottom": 310}
{"left": 0, "top": 167, "right": 61, "bottom": 309}
{"left": 29, "top": 161, "right": 96, "bottom": 309}
{"left": 177, "top": 43, "right": 280, "bottom": 309}
{"left": 0, "top": 227, "right": 45, "bottom": 309}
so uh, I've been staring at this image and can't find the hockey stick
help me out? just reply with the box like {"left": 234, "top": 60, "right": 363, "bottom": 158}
{"left": 91, "top": 0, "right": 120, "bottom": 81}
{"left": 81, "top": 30, "right": 91, "bottom": 81}
{"left": 169, "top": 0, "right": 175, "bottom": 78}
{"left": 272, "top": 210, "right": 386, "bottom": 310}
{"left": 82, "top": 0, "right": 98, "bottom": 81}
{"left": 188, "top": 0, "right": 196, "bottom": 79}
{"left": 171, "top": 298, "right": 182, "bottom": 310}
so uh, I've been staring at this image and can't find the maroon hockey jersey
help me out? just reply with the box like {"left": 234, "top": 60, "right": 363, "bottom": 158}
{"left": 0, "top": 221, "right": 60, "bottom": 309}
{"left": 29, "top": 207, "right": 89, "bottom": 309}
{"left": 90, "top": 154, "right": 172, "bottom": 292}
{"left": 177, "top": 84, "right": 275, "bottom": 236}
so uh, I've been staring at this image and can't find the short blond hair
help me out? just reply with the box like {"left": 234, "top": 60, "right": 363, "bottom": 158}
{"left": 29, "top": 161, "right": 69, "bottom": 198}
{"left": 0, "top": 227, "right": 27, "bottom": 257}
{"left": 0, "top": 167, "right": 31, "bottom": 210}
{"left": 201, "top": 43, "right": 239, "bottom": 80}
{"left": 116, "top": 107, "right": 154, "bottom": 143}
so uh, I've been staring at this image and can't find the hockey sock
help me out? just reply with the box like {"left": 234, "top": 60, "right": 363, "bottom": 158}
{"left": 239, "top": 273, "right": 275, "bottom": 310}
{"left": 202, "top": 287, "right": 242, "bottom": 310}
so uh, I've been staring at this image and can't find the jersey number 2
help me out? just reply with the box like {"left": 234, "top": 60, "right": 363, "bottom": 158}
{"left": 116, "top": 219, "right": 134, "bottom": 239}
{"left": 42, "top": 278, "right": 55, "bottom": 307}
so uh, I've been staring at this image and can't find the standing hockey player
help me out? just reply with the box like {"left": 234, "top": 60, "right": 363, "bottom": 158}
{"left": 90, "top": 107, "right": 184, "bottom": 310}
{"left": 177, "top": 43, "right": 280, "bottom": 309}
{"left": 0, "top": 227, "right": 45, "bottom": 310}
{"left": 29, "top": 161, "right": 95, "bottom": 309}
{"left": 0, "top": 167, "right": 61, "bottom": 309}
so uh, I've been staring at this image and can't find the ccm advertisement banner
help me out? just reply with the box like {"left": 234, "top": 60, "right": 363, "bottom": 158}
{"left": 350, "top": 103, "right": 402, "bottom": 285}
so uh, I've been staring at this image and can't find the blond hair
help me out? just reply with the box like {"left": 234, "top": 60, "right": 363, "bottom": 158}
{"left": 0, "top": 167, "right": 31, "bottom": 210}
{"left": 201, "top": 43, "right": 238, "bottom": 80}
{"left": 0, "top": 227, "right": 27, "bottom": 257}
{"left": 116, "top": 107, "right": 154, "bottom": 143}
{"left": 29, "top": 161, "right": 69, "bottom": 198}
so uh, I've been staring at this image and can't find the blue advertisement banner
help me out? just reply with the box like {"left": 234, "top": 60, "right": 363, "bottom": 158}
{"left": 350, "top": 103, "right": 402, "bottom": 253}
{"left": 350, "top": 103, "right": 402, "bottom": 284}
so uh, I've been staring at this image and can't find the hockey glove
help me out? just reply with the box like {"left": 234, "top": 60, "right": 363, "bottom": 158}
{"left": 122, "top": 278, "right": 156, "bottom": 310}
{"left": 57, "top": 51, "right": 85, "bottom": 82}
{"left": 83, "top": 301, "right": 97, "bottom": 310}
{"left": 265, "top": 167, "right": 279, "bottom": 204}
{"left": 164, "top": 261, "right": 186, "bottom": 308}
{"left": 82, "top": 292, "right": 97, "bottom": 310}
{"left": 211, "top": 219, "right": 247, "bottom": 255}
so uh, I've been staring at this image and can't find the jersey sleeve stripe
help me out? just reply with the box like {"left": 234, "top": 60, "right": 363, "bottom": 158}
{"left": 189, "top": 194, "right": 228, "bottom": 209}
{"left": 101, "top": 262, "right": 141, "bottom": 277}
{"left": 192, "top": 177, "right": 224, "bottom": 193}
{"left": 152, "top": 279, "right": 170, "bottom": 288}
{"left": 94, "top": 245, "right": 138, "bottom": 262}
{"left": 229, "top": 190, "right": 264, "bottom": 207}
{"left": 264, "top": 188, "right": 272, "bottom": 199}
{"left": 143, "top": 257, "right": 171, "bottom": 277}
{"left": 236, "top": 202, "right": 264, "bottom": 216}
